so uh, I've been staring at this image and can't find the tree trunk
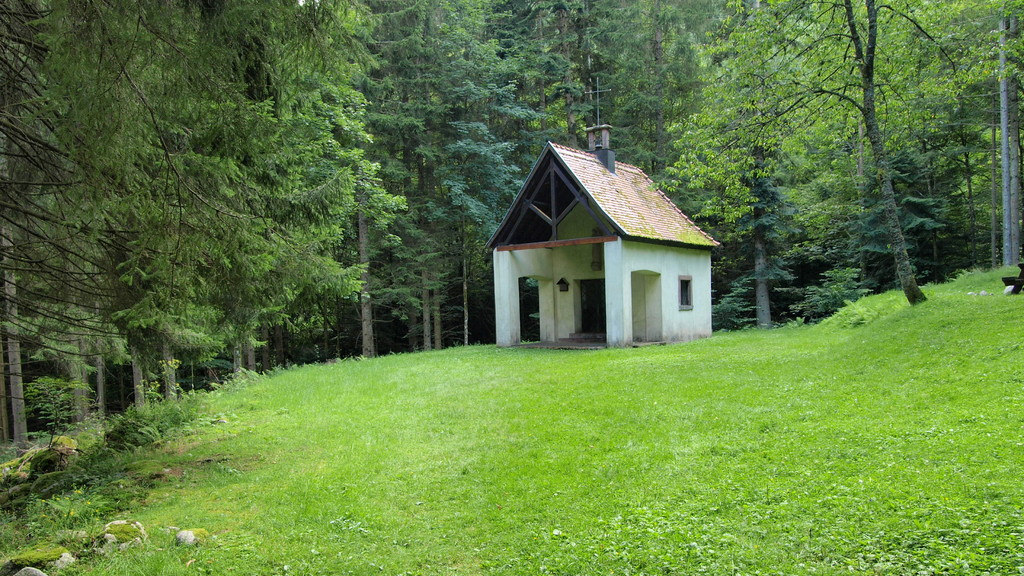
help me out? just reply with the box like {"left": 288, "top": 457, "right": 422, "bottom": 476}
{"left": 94, "top": 355, "right": 106, "bottom": 417}
{"left": 131, "top": 348, "right": 146, "bottom": 407}
{"left": 433, "top": 289, "right": 443, "bottom": 350}
{"left": 274, "top": 324, "right": 286, "bottom": 366}
{"left": 358, "top": 209, "right": 376, "bottom": 358}
{"left": 993, "top": 95, "right": 1002, "bottom": 268}
{"left": 243, "top": 338, "right": 256, "bottom": 371}
{"left": 161, "top": 340, "right": 176, "bottom": 400}
{"left": 421, "top": 270, "right": 432, "bottom": 351}
{"left": 0, "top": 335, "right": 8, "bottom": 443}
{"left": 753, "top": 226, "right": 772, "bottom": 328}
{"left": 462, "top": 251, "right": 470, "bottom": 347}
{"left": 72, "top": 338, "right": 89, "bottom": 423}
{"left": 846, "top": 0, "right": 926, "bottom": 304}
{"left": 2, "top": 226, "right": 28, "bottom": 445}
{"left": 1001, "top": 15, "right": 1022, "bottom": 266}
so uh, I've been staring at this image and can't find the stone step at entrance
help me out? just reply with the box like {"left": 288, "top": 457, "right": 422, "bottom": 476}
{"left": 561, "top": 332, "right": 607, "bottom": 343}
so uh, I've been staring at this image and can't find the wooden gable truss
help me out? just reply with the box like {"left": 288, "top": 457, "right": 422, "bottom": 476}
{"left": 488, "top": 146, "right": 618, "bottom": 250}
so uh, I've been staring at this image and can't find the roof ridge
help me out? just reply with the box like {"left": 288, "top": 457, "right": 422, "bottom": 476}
{"left": 548, "top": 141, "right": 652, "bottom": 177}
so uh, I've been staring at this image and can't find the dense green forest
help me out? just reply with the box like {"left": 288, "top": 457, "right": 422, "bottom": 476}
{"left": 0, "top": 0, "right": 1020, "bottom": 441}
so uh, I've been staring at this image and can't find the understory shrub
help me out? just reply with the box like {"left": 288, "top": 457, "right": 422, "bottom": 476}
{"left": 105, "top": 399, "right": 200, "bottom": 450}
{"left": 791, "top": 267, "right": 870, "bottom": 321}
{"left": 25, "top": 377, "right": 91, "bottom": 439}
{"left": 713, "top": 278, "right": 755, "bottom": 331}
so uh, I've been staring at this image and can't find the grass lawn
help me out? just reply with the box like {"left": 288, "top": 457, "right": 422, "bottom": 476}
{"left": 16, "top": 269, "right": 1024, "bottom": 575}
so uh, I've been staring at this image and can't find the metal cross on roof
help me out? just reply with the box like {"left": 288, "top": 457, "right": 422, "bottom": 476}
{"left": 585, "top": 78, "right": 611, "bottom": 126}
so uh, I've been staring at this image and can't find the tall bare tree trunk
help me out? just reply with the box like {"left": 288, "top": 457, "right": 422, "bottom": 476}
{"left": 751, "top": 146, "right": 773, "bottom": 328}
{"left": 462, "top": 251, "right": 469, "bottom": 347}
{"left": 71, "top": 338, "right": 89, "bottom": 423}
{"left": 993, "top": 98, "right": 1002, "bottom": 267}
{"left": 274, "top": 324, "right": 286, "bottom": 367}
{"left": 846, "top": 0, "right": 926, "bottom": 304}
{"left": 433, "top": 290, "right": 442, "bottom": 350}
{"left": 1001, "top": 15, "right": 1022, "bottom": 266}
{"left": 131, "top": 349, "right": 146, "bottom": 407}
{"left": 358, "top": 210, "right": 376, "bottom": 358}
{"left": 94, "top": 355, "right": 106, "bottom": 417}
{"left": 2, "top": 226, "right": 27, "bottom": 445}
{"left": 422, "top": 270, "right": 432, "bottom": 351}
{"left": 753, "top": 227, "right": 772, "bottom": 328}
{"left": 241, "top": 338, "right": 255, "bottom": 371}
{"left": 1, "top": 335, "right": 8, "bottom": 442}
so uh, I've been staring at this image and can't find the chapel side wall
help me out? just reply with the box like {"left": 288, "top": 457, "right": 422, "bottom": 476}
{"left": 621, "top": 241, "right": 712, "bottom": 342}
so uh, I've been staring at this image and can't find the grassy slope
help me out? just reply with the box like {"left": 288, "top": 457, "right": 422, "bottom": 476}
{"left": 63, "top": 269, "right": 1024, "bottom": 574}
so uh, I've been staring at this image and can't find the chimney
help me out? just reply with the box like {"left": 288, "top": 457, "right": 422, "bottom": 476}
{"left": 585, "top": 124, "right": 615, "bottom": 173}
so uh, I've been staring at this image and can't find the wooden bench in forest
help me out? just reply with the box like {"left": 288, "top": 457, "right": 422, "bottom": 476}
{"left": 1003, "top": 263, "right": 1024, "bottom": 295}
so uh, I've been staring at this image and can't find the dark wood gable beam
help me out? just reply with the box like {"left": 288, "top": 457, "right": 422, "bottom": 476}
{"left": 549, "top": 161, "right": 613, "bottom": 236}
{"left": 496, "top": 162, "right": 556, "bottom": 245}
{"left": 490, "top": 147, "right": 619, "bottom": 247}
{"left": 528, "top": 202, "right": 553, "bottom": 225}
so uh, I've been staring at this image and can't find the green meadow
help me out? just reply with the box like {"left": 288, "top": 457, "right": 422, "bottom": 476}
{"left": 10, "top": 269, "right": 1024, "bottom": 575}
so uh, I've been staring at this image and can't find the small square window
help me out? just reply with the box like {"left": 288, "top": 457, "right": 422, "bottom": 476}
{"left": 679, "top": 276, "right": 693, "bottom": 310}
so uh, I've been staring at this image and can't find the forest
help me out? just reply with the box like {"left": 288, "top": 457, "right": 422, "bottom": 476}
{"left": 0, "top": 0, "right": 1020, "bottom": 443}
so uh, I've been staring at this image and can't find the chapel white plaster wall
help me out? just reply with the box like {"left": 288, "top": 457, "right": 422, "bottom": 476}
{"left": 619, "top": 241, "right": 712, "bottom": 342}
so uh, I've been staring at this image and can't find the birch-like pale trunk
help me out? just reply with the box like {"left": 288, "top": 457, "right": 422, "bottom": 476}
{"left": 421, "top": 270, "right": 432, "bottom": 351}
{"left": 0, "top": 334, "right": 8, "bottom": 442}
{"left": 753, "top": 228, "right": 772, "bottom": 328}
{"left": 993, "top": 99, "right": 1002, "bottom": 267}
{"left": 1001, "top": 16, "right": 1022, "bottom": 265}
{"left": 131, "top": 349, "right": 146, "bottom": 407}
{"left": 1, "top": 226, "right": 27, "bottom": 444}
{"left": 95, "top": 355, "right": 106, "bottom": 417}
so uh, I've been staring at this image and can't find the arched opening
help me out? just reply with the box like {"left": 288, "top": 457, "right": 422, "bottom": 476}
{"left": 631, "top": 271, "right": 663, "bottom": 343}
{"left": 518, "top": 277, "right": 540, "bottom": 343}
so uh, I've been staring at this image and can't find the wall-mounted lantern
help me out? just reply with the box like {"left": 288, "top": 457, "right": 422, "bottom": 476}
{"left": 556, "top": 278, "right": 570, "bottom": 292}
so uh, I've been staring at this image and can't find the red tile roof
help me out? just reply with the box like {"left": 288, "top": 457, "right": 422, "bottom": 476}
{"left": 549, "top": 142, "right": 718, "bottom": 248}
